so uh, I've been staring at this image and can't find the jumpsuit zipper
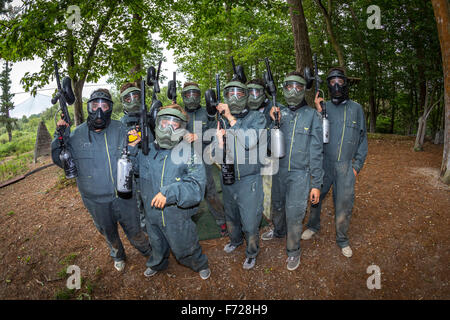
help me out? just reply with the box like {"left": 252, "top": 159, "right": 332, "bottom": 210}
{"left": 338, "top": 105, "right": 347, "bottom": 161}
{"left": 234, "top": 135, "right": 240, "bottom": 180}
{"left": 288, "top": 113, "right": 299, "bottom": 172}
{"left": 104, "top": 132, "right": 118, "bottom": 198}
{"left": 160, "top": 154, "right": 168, "bottom": 227}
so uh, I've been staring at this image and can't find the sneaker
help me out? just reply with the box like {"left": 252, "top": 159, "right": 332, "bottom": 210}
{"left": 114, "top": 260, "right": 125, "bottom": 272}
{"left": 144, "top": 267, "right": 158, "bottom": 277}
{"left": 243, "top": 257, "right": 256, "bottom": 270}
{"left": 301, "top": 229, "right": 316, "bottom": 240}
{"left": 286, "top": 256, "right": 300, "bottom": 271}
{"left": 199, "top": 268, "right": 211, "bottom": 280}
{"left": 220, "top": 223, "right": 228, "bottom": 237}
{"left": 261, "top": 229, "right": 274, "bottom": 241}
{"left": 224, "top": 243, "right": 237, "bottom": 253}
{"left": 341, "top": 246, "right": 353, "bottom": 258}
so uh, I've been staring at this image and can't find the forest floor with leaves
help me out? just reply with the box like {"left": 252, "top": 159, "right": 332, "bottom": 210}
{"left": 0, "top": 135, "right": 449, "bottom": 300}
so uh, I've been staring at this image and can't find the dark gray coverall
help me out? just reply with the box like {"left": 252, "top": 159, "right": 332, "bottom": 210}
{"left": 210, "top": 110, "right": 266, "bottom": 259}
{"left": 131, "top": 141, "right": 208, "bottom": 272}
{"left": 306, "top": 99, "right": 368, "bottom": 248}
{"left": 51, "top": 120, "right": 151, "bottom": 262}
{"left": 186, "top": 106, "right": 226, "bottom": 226}
{"left": 270, "top": 103, "right": 324, "bottom": 257}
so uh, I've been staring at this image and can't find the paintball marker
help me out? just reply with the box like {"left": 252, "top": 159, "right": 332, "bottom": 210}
{"left": 128, "top": 61, "right": 162, "bottom": 148}
{"left": 52, "top": 61, "right": 77, "bottom": 179}
{"left": 148, "top": 60, "right": 163, "bottom": 137}
{"left": 264, "top": 57, "right": 285, "bottom": 158}
{"left": 205, "top": 74, "right": 235, "bottom": 185}
{"left": 304, "top": 53, "right": 329, "bottom": 143}
{"left": 230, "top": 56, "right": 247, "bottom": 84}
{"left": 167, "top": 71, "right": 177, "bottom": 104}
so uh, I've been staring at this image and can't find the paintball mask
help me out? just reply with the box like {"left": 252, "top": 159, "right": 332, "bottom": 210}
{"left": 327, "top": 69, "right": 349, "bottom": 105}
{"left": 247, "top": 83, "right": 266, "bottom": 110}
{"left": 181, "top": 85, "right": 201, "bottom": 111}
{"left": 223, "top": 81, "right": 248, "bottom": 115}
{"left": 283, "top": 75, "right": 306, "bottom": 107}
{"left": 155, "top": 108, "right": 188, "bottom": 149}
{"left": 120, "top": 87, "right": 141, "bottom": 113}
{"left": 87, "top": 90, "right": 113, "bottom": 130}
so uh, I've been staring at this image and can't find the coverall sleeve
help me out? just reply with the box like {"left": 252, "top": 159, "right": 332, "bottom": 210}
{"left": 352, "top": 105, "right": 368, "bottom": 173}
{"left": 310, "top": 110, "right": 324, "bottom": 189}
{"left": 159, "top": 153, "right": 206, "bottom": 208}
{"left": 51, "top": 126, "right": 71, "bottom": 169}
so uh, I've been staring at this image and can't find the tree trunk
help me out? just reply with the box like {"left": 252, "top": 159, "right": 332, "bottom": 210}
{"left": 287, "top": 0, "right": 312, "bottom": 72}
{"left": 390, "top": 103, "right": 395, "bottom": 134}
{"left": 73, "top": 80, "right": 84, "bottom": 126}
{"left": 314, "top": 0, "right": 345, "bottom": 67}
{"left": 287, "top": 0, "right": 313, "bottom": 105}
{"left": 431, "top": 0, "right": 450, "bottom": 184}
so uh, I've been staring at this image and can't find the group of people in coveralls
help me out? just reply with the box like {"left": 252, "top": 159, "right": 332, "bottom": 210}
{"left": 51, "top": 65, "right": 367, "bottom": 279}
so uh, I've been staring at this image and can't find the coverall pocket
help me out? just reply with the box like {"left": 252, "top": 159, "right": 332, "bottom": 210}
{"left": 73, "top": 149, "right": 94, "bottom": 177}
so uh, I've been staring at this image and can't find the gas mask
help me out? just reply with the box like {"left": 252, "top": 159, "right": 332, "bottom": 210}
{"left": 282, "top": 75, "right": 306, "bottom": 107}
{"left": 327, "top": 69, "right": 348, "bottom": 105}
{"left": 155, "top": 108, "right": 188, "bottom": 149}
{"left": 247, "top": 83, "right": 266, "bottom": 110}
{"left": 223, "top": 81, "right": 248, "bottom": 115}
{"left": 120, "top": 87, "right": 141, "bottom": 113}
{"left": 87, "top": 91, "right": 113, "bottom": 131}
{"left": 181, "top": 85, "right": 201, "bottom": 111}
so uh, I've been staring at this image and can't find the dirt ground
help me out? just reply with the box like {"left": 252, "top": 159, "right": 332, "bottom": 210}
{"left": 0, "top": 136, "right": 449, "bottom": 300}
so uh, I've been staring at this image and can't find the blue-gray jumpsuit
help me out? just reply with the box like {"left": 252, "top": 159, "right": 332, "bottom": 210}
{"left": 186, "top": 106, "right": 226, "bottom": 226}
{"left": 51, "top": 121, "right": 151, "bottom": 262}
{"left": 306, "top": 99, "right": 368, "bottom": 248}
{"left": 131, "top": 141, "right": 209, "bottom": 272}
{"left": 211, "top": 110, "right": 266, "bottom": 259}
{"left": 270, "top": 103, "right": 324, "bottom": 257}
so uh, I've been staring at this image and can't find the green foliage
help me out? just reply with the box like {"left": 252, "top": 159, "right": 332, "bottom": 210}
{"left": 0, "top": 152, "right": 33, "bottom": 181}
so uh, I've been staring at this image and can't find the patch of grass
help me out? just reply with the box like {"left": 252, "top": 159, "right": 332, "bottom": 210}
{"left": 54, "top": 287, "right": 75, "bottom": 300}
{"left": 57, "top": 267, "right": 68, "bottom": 279}
{"left": 54, "top": 171, "right": 77, "bottom": 190}
{"left": 0, "top": 153, "right": 33, "bottom": 182}
{"left": 6, "top": 211, "right": 14, "bottom": 216}
{"left": 59, "top": 252, "right": 79, "bottom": 266}
{"left": 367, "top": 133, "right": 414, "bottom": 141}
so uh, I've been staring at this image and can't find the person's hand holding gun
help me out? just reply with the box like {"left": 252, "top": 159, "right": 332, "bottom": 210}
{"left": 269, "top": 106, "right": 281, "bottom": 121}
{"left": 314, "top": 92, "right": 324, "bottom": 113}
{"left": 128, "top": 128, "right": 141, "bottom": 147}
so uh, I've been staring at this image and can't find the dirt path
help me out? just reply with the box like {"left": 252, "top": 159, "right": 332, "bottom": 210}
{"left": 0, "top": 137, "right": 449, "bottom": 300}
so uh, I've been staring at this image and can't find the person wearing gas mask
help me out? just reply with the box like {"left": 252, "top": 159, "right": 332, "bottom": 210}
{"left": 302, "top": 67, "right": 368, "bottom": 258}
{"left": 51, "top": 89, "right": 151, "bottom": 272}
{"left": 260, "top": 71, "right": 323, "bottom": 271}
{"left": 247, "top": 79, "right": 283, "bottom": 223}
{"left": 128, "top": 104, "right": 210, "bottom": 280}
{"left": 210, "top": 80, "right": 266, "bottom": 270}
{"left": 119, "top": 82, "right": 152, "bottom": 232}
{"left": 181, "top": 82, "right": 228, "bottom": 237}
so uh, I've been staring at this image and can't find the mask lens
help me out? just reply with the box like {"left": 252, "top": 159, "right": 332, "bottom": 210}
{"left": 283, "top": 81, "right": 304, "bottom": 92}
{"left": 182, "top": 89, "right": 200, "bottom": 99}
{"left": 224, "top": 87, "right": 246, "bottom": 99}
{"left": 249, "top": 88, "right": 263, "bottom": 98}
{"left": 329, "top": 77, "right": 345, "bottom": 86}
{"left": 88, "top": 99, "right": 111, "bottom": 112}
{"left": 122, "top": 91, "right": 141, "bottom": 104}
{"left": 157, "top": 115, "right": 186, "bottom": 130}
